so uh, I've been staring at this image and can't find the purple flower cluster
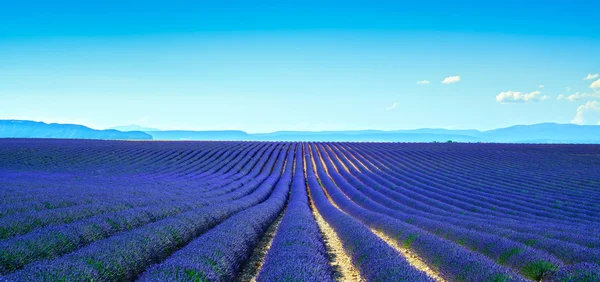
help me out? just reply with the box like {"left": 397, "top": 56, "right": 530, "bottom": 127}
{"left": 304, "top": 144, "right": 435, "bottom": 282}
{"left": 1, "top": 142, "right": 288, "bottom": 280}
{"left": 0, "top": 139, "right": 598, "bottom": 281}
{"left": 550, "top": 263, "right": 600, "bottom": 282}
{"left": 139, "top": 144, "right": 294, "bottom": 281}
{"left": 316, "top": 143, "right": 564, "bottom": 280}
{"left": 308, "top": 143, "right": 526, "bottom": 281}
{"left": 257, "top": 145, "right": 335, "bottom": 282}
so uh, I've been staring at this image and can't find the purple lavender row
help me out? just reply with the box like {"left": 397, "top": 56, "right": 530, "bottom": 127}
{"left": 168, "top": 143, "right": 249, "bottom": 180}
{"left": 327, "top": 143, "right": 600, "bottom": 267}
{"left": 304, "top": 144, "right": 435, "bottom": 282}
{"left": 0, "top": 142, "right": 239, "bottom": 212}
{"left": 0, "top": 143, "right": 271, "bottom": 240}
{"left": 374, "top": 148, "right": 597, "bottom": 225}
{"left": 168, "top": 143, "right": 264, "bottom": 187}
{"left": 412, "top": 149, "right": 598, "bottom": 201}
{"left": 386, "top": 148, "right": 600, "bottom": 221}
{"left": 0, "top": 201, "right": 131, "bottom": 240}
{"left": 415, "top": 145, "right": 600, "bottom": 196}
{"left": 549, "top": 262, "right": 600, "bottom": 282}
{"left": 0, "top": 143, "right": 289, "bottom": 281}
{"left": 331, "top": 143, "right": 600, "bottom": 241}
{"left": 356, "top": 142, "right": 599, "bottom": 209}
{"left": 188, "top": 143, "right": 274, "bottom": 194}
{"left": 257, "top": 144, "right": 335, "bottom": 282}
{"left": 137, "top": 142, "right": 242, "bottom": 180}
{"left": 317, "top": 144, "right": 562, "bottom": 280}
{"left": 348, "top": 143, "right": 600, "bottom": 234}
{"left": 308, "top": 144, "right": 526, "bottom": 282}
{"left": 194, "top": 143, "right": 270, "bottom": 186}
{"left": 132, "top": 142, "right": 246, "bottom": 183}
{"left": 138, "top": 144, "right": 293, "bottom": 281}
{"left": 367, "top": 143, "right": 600, "bottom": 220}
{"left": 343, "top": 143, "right": 600, "bottom": 244}
{"left": 0, "top": 143, "right": 280, "bottom": 274}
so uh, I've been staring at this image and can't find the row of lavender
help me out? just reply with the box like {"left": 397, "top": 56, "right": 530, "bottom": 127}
{"left": 1, "top": 139, "right": 599, "bottom": 281}
{"left": 0, "top": 140, "right": 299, "bottom": 280}
{"left": 306, "top": 142, "right": 600, "bottom": 281}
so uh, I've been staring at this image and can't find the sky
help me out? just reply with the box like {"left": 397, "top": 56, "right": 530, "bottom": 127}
{"left": 1, "top": 0, "right": 599, "bottom": 133}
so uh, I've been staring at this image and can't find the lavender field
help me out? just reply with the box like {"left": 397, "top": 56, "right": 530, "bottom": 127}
{"left": 0, "top": 139, "right": 599, "bottom": 282}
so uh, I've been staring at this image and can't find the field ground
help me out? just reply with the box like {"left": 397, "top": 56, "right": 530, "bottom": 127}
{"left": 0, "top": 139, "right": 599, "bottom": 281}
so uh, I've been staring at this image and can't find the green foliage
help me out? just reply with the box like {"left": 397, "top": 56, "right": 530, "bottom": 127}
{"left": 105, "top": 218, "right": 121, "bottom": 230}
{"left": 86, "top": 258, "right": 104, "bottom": 272}
{"left": 403, "top": 234, "right": 418, "bottom": 248}
{"left": 521, "top": 260, "right": 558, "bottom": 281}
{"left": 498, "top": 248, "right": 523, "bottom": 265}
{"left": 185, "top": 269, "right": 208, "bottom": 282}
{"left": 487, "top": 273, "right": 512, "bottom": 282}
{"left": 557, "top": 271, "right": 600, "bottom": 282}
{"left": 524, "top": 239, "right": 538, "bottom": 247}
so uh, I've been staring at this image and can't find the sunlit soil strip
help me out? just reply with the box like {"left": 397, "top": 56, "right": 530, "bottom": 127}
{"left": 314, "top": 145, "right": 444, "bottom": 282}
{"left": 310, "top": 145, "right": 346, "bottom": 214}
{"left": 308, "top": 194, "right": 364, "bottom": 282}
{"left": 327, "top": 144, "right": 365, "bottom": 173}
{"left": 237, "top": 144, "right": 293, "bottom": 282}
{"left": 236, "top": 211, "right": 285, "bottom": 282}
{"left": 314, "top": 144, "right": 336, "bottom": 174}
{"left": 350, "top": 149, "right": 389, "bottom": 171}
{"left": 305, "top": 143, "right": 363, "bottom": 282}
{"left": 323, "top": 144, "right": 352, "bottom": 173}
{"left": 371, "top": 228, "right": 446, "bottom": 282}
{"left": 337, "top": 145, "right": 378, "bottom": 171}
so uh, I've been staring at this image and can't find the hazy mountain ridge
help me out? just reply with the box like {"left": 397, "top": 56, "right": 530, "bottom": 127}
{"left": 108, "top": 125, "right": 161, "bottom": 132}
{"left": 0, "top": 120, "right": 152, "bottom": 140}
{"left": 2, "top": 120, "right": 600, "bottom": 143}
{"left": 145, "top": 130, "right": 250, "bottom": 141}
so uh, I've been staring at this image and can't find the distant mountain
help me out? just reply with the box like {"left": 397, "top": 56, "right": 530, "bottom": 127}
{"left": 481, "top": 123, "right": 600, "bottom": 143}
{"left": 146, "top": 130, "right": 250, "bottom": 141}
{"left": 3, "top": 120, "right": 600, "bottom": 143}
{"left": 252, "top": 131, "right": 480, "bottom": 142}
{"left": 391, "top": 128, "right": 484, "bottom": 137}
{"left": 109, "top": 125, "right": 161, "bottom": 132}
{"left": 250, "top": 124, "right": 600, "bottom": 143}
{"left": 0, "top": 120, "right": 152, "bottom": 140}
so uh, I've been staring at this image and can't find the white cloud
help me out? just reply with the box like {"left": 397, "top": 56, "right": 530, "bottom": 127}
{"left": 385, "top": 103, "right": 398, "bottom": 111}
{"left": 496, "top": 91, "right": 547, "bottom": 103}
{"left": 584, "top": 73, "right": 599, "bottom": 80}
{"left": 590, "top": 79, "right": 600, "bottom": 90}
{"left": 417, "top": 80, "right": 430, "bottom": 84}
{"left": 571, "top": 101, "right": 600, "bottom": 125}
{"left": 538, "top": 85, "right": 545, "bottom": 88}
{"left": 557, "top": 92, "right": 600, "bottom": 102}
{"left": 441, "top": 76, "right": 461, "bottom": 84}
{"left": 566, "top": 86, "right": 572, "bottom": 92}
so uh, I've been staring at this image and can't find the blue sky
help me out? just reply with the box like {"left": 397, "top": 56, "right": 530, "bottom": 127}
{"left": 1, "top": 1, "right": 599, "bottom": 132}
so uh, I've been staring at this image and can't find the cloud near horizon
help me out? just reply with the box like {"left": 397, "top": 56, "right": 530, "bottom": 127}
{"left": 571, "top": 100, "right": 600, "bottom": 125}
{"left": 496, "top": 91, "right": 548, "bottom": 103}
{"left": 557, "top": 92, "right": 600, "bottom": 102}
{"left": 417, "top": 80, "right": 430, "bottom": 84}
{"left": 441, "top": 76, "right": 461, "bottom": 84}
{"left": 590, "top": 79, "right": 600, "bottom": 90}
{"left": 584, "top": 73, "right": 599, "bottom": 80}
